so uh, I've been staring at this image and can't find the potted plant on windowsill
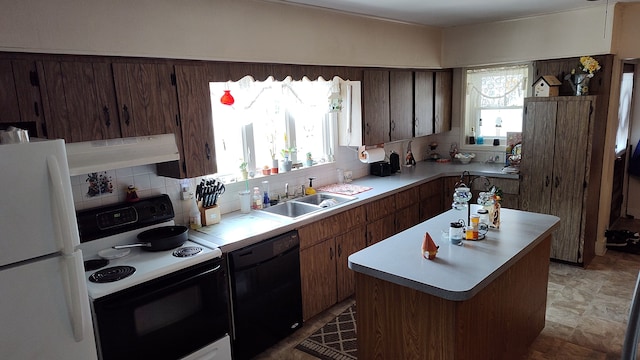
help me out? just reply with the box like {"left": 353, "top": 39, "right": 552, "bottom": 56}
{"left": 239, "top": 161, "right": 248, "bottom": 180}
{"left": 305, "top": 152, "right": 313, "bottom": 167}
{"left": 280, "top": 148, "right": 295, "bottom": 172}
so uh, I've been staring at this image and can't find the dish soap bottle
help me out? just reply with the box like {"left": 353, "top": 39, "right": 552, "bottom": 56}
{"left": 305, "top": 177, "right": 317, "bottom": 195}
{"left": 252, "top": 187, "right": 263, "bottom": 210}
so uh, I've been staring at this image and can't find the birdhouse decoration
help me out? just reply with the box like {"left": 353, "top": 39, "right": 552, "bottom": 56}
{"left": 533, "top": 75, "right": 561, "bottom": 97}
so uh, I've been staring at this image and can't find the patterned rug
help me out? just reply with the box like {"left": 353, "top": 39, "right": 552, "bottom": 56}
{"left": 295, "top": 304, "right": 357, "bottom": 360}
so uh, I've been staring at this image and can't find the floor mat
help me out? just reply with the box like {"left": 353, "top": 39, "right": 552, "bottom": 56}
{"left": 605, "top": 229, "right": 640, "bottom": 254}
{"left": 295, "top": 304, "right": 357, "bottom": 360}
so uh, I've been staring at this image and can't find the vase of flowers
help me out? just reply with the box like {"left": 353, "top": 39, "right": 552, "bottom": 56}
{"left": 565, "top": 56, "right": 601, "bottom": 96}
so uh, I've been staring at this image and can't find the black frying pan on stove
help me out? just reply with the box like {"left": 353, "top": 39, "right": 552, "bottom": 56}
{"left": 112, "top": 226, "right": 188, "bottom": 251}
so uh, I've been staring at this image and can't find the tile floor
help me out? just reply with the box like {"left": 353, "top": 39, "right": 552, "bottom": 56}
{"left": 255, "top": 218, "right": 640, "bottom": 360}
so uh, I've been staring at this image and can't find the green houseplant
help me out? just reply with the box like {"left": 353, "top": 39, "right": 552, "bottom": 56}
{"left": 239, "top": 161, "right": 248, "bottom": 180}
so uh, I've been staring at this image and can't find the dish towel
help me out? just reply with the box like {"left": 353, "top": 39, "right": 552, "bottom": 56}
{"left": 317, "top": 183, "right": 372, "bottom": 195}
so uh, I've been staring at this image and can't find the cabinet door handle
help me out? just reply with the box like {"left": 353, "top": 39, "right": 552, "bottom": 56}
{"left": 554, "top": 176, "right": 560, "bottom": 188}
{"left": 366, "top": 123, "right": 370, "bottom": 135}
{"left": 337, "top": 244, "right": 342, "bottom": 258}
{"left": 545, "top": 176, "right": 550, "bottom": 187}
{"left": 205, "top": 142, "right": 211, "bottom": 160}
{"left": 103, "top": 106, "right": 111, "bottom": 127}
{"left": 123, "top": 105, "right": 130, "bottom": 126}
{"left": 391, "top": 120, "right": 396, "bottom": 131}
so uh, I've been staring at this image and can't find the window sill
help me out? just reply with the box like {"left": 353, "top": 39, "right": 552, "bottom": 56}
{"left": 458, "top": 143, "right": 506, "bottom": 153}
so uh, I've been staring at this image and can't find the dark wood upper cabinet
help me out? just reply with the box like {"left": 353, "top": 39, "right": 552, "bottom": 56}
{"left": 0, "top": 59, "right": 46, "bottom": 137}
{"left": 0, "top": 59, "right": 20, "bottom": 123}
{"left": 112, "top": 63, "right": 178, "bottom": 138}
{"left": 414, "top": 71, "right": 435, "bottom": 137}
{"left": 173, "top": 64, "right": 217, "bottom": 177}
{"left": 363, "top": 70, "right": 390, "bottom": 145}
{"left": 434, "top": 70, "right": 452, "bottom": 134}
{"left": 389, "top": 70, "right": 414, "bottom": 141}
{"left": 38, "top": 60, "right": 120, "bottom": 142}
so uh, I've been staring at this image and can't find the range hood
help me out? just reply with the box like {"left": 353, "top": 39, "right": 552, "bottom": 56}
{"left": 66, "top": 134, "right": 180, "bottom": 176}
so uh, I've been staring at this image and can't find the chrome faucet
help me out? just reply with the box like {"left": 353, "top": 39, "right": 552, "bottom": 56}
{"left": 285, "top": 183, "right": 289, "bottom": 198}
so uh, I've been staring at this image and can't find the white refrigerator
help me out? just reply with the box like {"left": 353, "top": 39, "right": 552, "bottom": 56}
{"left": 0, "top": 139, "right": 98, "bottom": 359}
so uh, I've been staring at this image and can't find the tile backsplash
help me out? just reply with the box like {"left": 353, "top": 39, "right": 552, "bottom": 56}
{"left": 71, "top": 164, "right": 184, "bottom": 219}
{"left": 70, "top": 145, "right": 371, "bottom": 227}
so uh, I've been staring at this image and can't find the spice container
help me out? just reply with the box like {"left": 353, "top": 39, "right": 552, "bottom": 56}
{"left": 449, "top": 222, "right": 464, "bottom": 245}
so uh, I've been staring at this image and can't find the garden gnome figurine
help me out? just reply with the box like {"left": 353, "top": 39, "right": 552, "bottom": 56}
{"left": 422, "top": 232, "right": 439, "bottom": 260}
{"left": 126, "top": 185, "right": 139, "bottom": 202}
{"left": 405, "top": 140, "right": 416, "bottom": 166}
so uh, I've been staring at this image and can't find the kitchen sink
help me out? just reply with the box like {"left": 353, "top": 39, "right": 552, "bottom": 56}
{"left": 260, "top": 192, "right": 357, "bottom": 219}
{"left": 294, "top": 192, "right": 357, "bottom": 207}
{"left": 260, "top": 201, "right": 323, "bottom": 219}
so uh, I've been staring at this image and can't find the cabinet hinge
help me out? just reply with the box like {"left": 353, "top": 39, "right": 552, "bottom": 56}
{"left": 170, "top": 73, "right": 177, "bottom": 86}
{"left": 29, "top": 71, "right": 39, "bottom": 87}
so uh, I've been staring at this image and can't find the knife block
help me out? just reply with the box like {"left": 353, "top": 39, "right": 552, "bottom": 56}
{"left": 200, "top": 205, "right": 221, "bottom": 226}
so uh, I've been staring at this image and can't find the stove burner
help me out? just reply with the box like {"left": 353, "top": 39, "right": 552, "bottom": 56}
{"left": 84, "top": 259, "right": 109, "bottom": 272}
{"left": 89, "top": 266, "right": 136, "bottom": 283}
{"left": 173, "top": 246, "right": 203, "bottom": 258}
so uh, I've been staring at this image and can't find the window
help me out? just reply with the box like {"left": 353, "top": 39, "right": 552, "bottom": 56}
{"left": 463, "top": 64, "right": 530, "bottom": 146}
{"left": 210, "top": 76, "right": 338, "bottom": 180}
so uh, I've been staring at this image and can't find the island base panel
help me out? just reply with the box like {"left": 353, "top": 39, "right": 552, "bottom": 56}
{"left": 355, "top": 235, "right": 551, "bottom": 360}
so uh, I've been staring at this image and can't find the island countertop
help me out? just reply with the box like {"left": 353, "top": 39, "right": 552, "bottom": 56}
{"left": 348, "top": 205, "right": 560, "bottom": 301}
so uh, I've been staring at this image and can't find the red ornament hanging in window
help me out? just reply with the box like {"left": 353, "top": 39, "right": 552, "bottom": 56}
{"left": 220, "top": 90, "right": 235, "bottom": 105}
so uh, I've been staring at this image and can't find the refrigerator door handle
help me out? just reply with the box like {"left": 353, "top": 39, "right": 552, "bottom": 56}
{"left": 63, "top": 250, "right": 89, "bottom": 342}
{"left": 47, "top": 154, "right": 78, "bottom": 255}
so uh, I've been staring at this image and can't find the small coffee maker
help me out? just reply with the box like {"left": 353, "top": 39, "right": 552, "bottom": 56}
{"left": 389, "top": 151, "right": 400, "bottom": 173}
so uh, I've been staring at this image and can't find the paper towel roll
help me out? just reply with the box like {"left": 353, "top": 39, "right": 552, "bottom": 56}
{"left": 359, "top": 147, "right": 386, "bottom": 163}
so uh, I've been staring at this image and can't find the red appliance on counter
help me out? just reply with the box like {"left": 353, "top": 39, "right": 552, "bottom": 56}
{"left": 76, "top": 195, "right": 231, "bottom": 360}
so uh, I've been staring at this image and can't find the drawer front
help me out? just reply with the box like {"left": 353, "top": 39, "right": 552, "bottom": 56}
{"left": 396, "top": 186, "right": 419, "bottom": 209}
{"left": 299, "top": 206, "right": 365, "bottom": 249}
{"left": 365, "top": 195, "right": 396, "bottom": 222}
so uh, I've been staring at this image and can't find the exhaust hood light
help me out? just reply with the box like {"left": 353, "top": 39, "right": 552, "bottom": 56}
{"left": 65, "top": 134, "right": 180, "bottom": 176}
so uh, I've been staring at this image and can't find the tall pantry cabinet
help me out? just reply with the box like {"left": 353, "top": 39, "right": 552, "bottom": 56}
{"left": 519, "top": 96, "right": 596, "bottom": 265}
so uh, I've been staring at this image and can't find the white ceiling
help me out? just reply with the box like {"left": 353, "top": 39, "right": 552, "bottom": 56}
{"left": 266, "top": 0, "right": 627, "bottom": 27}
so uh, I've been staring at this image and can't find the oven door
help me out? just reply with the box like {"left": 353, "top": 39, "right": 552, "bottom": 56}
{"left": 92, "top": 258, "right": 229, "bottom": 360}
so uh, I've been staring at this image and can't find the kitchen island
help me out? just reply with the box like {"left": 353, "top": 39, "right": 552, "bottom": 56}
{"left": 348, "top": 206, "right": 560, "bottom": 360}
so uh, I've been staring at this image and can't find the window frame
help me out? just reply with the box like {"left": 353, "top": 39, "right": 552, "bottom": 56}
{"left": 209, "top": 76, "right": 338, "bottom": 182}
{"left": 459, "top": 63, "right": 533, "bottom": 152}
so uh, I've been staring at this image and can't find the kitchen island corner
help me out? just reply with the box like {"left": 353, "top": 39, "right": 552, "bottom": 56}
{"left": 348, "top": 207, "right": 560, "bottom": 360}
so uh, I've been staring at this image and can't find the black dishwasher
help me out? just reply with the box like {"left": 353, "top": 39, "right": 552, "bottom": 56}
{"left": 228, "top": 230, "right": 302, "bottom": 360}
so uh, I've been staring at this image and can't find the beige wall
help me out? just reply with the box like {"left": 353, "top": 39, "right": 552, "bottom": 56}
{"left": 612, "top": 3, "right": 640, "bottom": 59}
{"left": 0, "top": 0, "right": 441, "bottom": 68}
{"left": 442, "top": 5, "right": 614, "bottom": 68}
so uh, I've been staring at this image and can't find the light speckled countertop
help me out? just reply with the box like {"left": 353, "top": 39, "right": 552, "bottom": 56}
{"left": 348, "top": 205, "right": 559, "bottom": 301}
{"left": 190, "top": 161, "right": 518, "bottom": 253}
